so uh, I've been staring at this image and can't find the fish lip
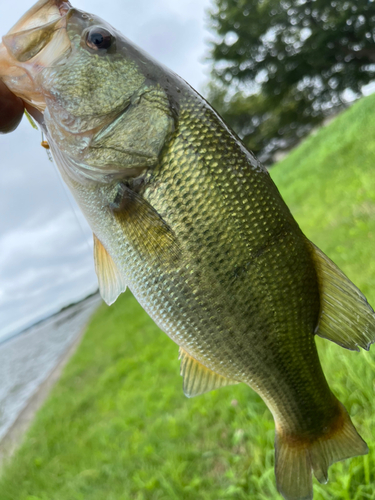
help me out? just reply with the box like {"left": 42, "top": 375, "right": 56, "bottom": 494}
{"left": 0, "top": 0, "right": 74, "bottom": 111}
{"left": 1, "top": 0, "right": 74, "bottom": 63}
{"left": 56, "top": 1, "right": 72, "bottom": 16}
{"left": 4, "top": 0, "right": 71, "bottom": 37}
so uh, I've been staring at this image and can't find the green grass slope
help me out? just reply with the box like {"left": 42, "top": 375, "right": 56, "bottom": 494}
{"left": 1, "top": 94, "right": 375, "bottom": 500}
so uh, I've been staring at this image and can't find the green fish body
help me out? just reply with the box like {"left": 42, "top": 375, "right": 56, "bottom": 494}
{"left": 1, "top": 2, "right": 374, "bottom": 498}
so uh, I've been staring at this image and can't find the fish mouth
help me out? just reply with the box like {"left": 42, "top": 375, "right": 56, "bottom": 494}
{"left": 5, "top": 0, "right": 71, "bottom": 37}
{"left": 0, "top": 0, "right": 72, "bottom": 110}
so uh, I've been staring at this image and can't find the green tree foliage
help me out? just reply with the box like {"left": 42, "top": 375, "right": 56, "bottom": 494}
{"left": 208, "top": 0, "right": 375, "bottom": 163}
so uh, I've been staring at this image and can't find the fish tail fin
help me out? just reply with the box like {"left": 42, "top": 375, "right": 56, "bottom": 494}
{"left": 275, "top": 402, "right": 368, "bottom": 500}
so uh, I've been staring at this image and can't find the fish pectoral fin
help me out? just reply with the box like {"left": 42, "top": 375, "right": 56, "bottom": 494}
{"left": 93, "top": 234, "right": 127, "bottom": 305}
{"left": 110, "top": 182, "right": 180, "bottom": 262}
{"left": 309, "top": 240, "right": 375, "bottom": 351}
{"left": 179, "top": 347, "right": 239, "bottom": 398}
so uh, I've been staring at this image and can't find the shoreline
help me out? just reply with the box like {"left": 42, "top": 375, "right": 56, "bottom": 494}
{"left": 0, "top": 323, "right": 88, "bottom": 470}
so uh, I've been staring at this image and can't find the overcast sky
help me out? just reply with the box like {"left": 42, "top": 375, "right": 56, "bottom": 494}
{"left": 0, "top": 0, "right": 214, "bottom": 340}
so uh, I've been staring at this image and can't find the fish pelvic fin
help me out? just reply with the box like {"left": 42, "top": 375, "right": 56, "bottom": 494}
{"left": 179, "top": 347, "right": 239, "bottom": 398}
{"left": 309, "top": 241, "right": 375, "bottom": 351}
{"left": 275, "top": 402, "right": 368, "bottom": 500}
{"left": 93, "top": 234, "right": 127, "bottom": 305}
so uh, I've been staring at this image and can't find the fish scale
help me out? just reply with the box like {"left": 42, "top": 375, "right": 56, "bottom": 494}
{"left": 138, "top": 91, "right": 327, "bottom": 425}
{"left": 1, "top": 2, "right": 374, "bottom": 499}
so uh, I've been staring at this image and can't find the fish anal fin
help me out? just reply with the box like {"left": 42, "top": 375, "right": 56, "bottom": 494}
{"left": 309, "top": 241, "right": 375, "bottom": 351}
{"left": 93, "top": 234, "right": 127, "bottom": 305}
{"left": 275, "top": 402, "right": 368, "bottom": 500}
{"left": 179, "top": 347, "right": 238, "bottom": 398}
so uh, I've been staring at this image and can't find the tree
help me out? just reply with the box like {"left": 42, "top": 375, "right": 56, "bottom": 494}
{"left": 208, "top": 0, "right": 375, "bottom": 164}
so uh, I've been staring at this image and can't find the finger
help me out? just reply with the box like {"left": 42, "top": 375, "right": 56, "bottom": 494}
{"left": 0, "top": 80, "right": 24, "bottom": 134}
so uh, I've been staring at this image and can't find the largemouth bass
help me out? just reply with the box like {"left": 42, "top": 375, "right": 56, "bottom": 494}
{"left": 0, "top": 1, "right": 374, "bottom": 498}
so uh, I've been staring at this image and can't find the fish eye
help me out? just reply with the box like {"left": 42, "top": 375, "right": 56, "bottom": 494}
{"left": 86, "top": 27, "right": 112, "bottom": 50}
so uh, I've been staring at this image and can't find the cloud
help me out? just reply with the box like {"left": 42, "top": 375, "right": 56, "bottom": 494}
{"left": 0, "top": 0, "right": 212, "bottom": 339}
{"left": 0, "top": 208, "right": 97, "bottom": 339}
{"left": 68, "top": 0, "right": 211, "bottom": 90}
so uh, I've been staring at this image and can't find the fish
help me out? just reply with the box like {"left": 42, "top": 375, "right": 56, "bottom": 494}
{"left": 0, "top": 1, "right": 374, "bottom": 499}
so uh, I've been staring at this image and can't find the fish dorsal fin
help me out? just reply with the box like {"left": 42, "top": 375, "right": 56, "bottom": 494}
{"left": 93, "top": 234, "right": 127, "bottom": 305}
{"left": 310, "top": 241, "right": 375, "bottom": 351}
{"left": 179, "top": 347, "right": 239, "bottom": 398}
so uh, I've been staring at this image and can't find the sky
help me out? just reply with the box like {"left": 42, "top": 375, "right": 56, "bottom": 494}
{"left": 0, "top": 0, "right": 214, "bottom": 340}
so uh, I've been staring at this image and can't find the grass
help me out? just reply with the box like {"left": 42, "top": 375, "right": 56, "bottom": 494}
{"left": 1, "top": 94, "right": 375, "bottom": 499}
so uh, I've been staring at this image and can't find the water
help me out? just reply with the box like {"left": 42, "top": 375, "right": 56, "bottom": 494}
{"left": 0, "top": 293, "right": 101, "bottom": 441}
